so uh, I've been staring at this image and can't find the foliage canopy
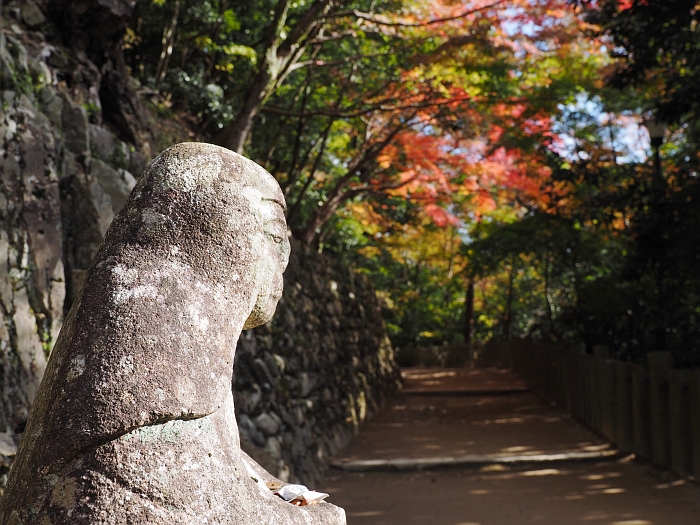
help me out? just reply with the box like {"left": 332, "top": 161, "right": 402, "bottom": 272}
{"left": 124, "top": 0, "right": 700, "bottom": 365}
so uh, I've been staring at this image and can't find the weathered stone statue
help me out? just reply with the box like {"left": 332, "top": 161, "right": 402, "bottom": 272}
{"left": 0, "top": 143, "right": 346, "bottom": 524}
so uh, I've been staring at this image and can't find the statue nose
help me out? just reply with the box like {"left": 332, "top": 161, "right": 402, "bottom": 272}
{"left": 282, "top": 239, "right": 291, "bottom": 267}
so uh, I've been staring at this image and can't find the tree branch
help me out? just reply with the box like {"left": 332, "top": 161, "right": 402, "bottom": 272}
{"left": 298, "top": 112, "right": 416, "bottom": 245}
{"left": 326, "top": 0, "right": 507, "bottom": 28}
{"left": 285, "top": 75, "right": 350, "bottom": 192}
{"left": 287, "top": 51, "right": 392, "bottom": 73}
{"left": 262, "top": 94, "right": 475, "bottom": 119}
{"left": 286, "top": 117, "right": 334, "bottom": 223}
{"left": 279, "top": 0, "right": 333, "bottom": 52}
{"left": 306, "top": 30, "right": 360, "bottom": 44}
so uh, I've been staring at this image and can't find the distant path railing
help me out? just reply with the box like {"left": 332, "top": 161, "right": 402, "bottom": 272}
{"left": 509, "top": 339, "right": 700, "bottom": 479}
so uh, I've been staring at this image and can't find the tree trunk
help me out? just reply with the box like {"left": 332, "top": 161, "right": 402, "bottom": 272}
{"left": 503, "top": 260, "right": 515, "bottom": 339}
{"left": 298, "top": 181, "right": 352, "bottom": 245}
{"left": 219, "top": 68, "right": 273, "bottom": 153}
{"left": 154, "top": 0, "right": 180, "bottom": 88}
{"left": 464, "top": 278, "right": 475, "bottom": 344}
{"left": 654, "top": 263, "right": 667, "bottom": 351}
{"left": 217, "top": 0, "right": 332, "bottom": 154}
{"left": 544, "top": 255, "right": 552, "bottom": 328}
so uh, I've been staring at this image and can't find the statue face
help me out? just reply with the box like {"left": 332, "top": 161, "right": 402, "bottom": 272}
{"left": 243, "top": 196, "right": 291, "bottom": 330}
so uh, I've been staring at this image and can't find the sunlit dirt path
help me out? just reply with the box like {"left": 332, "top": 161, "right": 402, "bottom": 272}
{"left": 322, "top": 368, "right": 700, "bottom": 525}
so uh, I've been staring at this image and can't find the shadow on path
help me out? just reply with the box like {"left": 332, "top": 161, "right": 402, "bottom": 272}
{"left": 324, "top": 368, "right": 700, "bottom": 525}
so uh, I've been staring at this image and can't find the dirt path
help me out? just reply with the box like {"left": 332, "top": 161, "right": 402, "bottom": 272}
{"left": 321, "top": 368, "right": 700, "bottom": 525}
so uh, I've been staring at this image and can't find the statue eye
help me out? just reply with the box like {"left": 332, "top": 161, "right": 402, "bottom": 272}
{"left": 267, "top": 230, "right": 284, "bottom": 244}
{"left": 264, "top": 217, "right": 287, "bottom": 244}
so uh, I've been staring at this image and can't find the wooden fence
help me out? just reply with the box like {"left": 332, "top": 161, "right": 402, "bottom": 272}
{"left": 510, "top": 340, "right": 700, "bottom": 478}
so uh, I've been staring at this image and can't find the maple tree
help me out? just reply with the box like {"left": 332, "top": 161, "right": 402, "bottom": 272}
{"left": 294, "top": 0, "right": 610, "bottom": 245}
{"left": 128, "top": 0, "right": 604, "bottom": 244}
{"left": 313, "top": 0, "right": 613, "bottom": 348}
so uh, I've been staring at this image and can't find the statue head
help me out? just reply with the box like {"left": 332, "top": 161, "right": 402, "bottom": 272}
{"left": 116, "top": 142, "right": 291, "bottom": 331}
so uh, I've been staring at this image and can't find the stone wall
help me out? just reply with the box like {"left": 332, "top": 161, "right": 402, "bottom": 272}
{"left": 235, "top": 241, "right": 400, "bottom": 486}
{"left": 1, "top": 10, "right": 142, "bottom": 468}
{"left": 0, "top": 61, "right": 65, "bottom": 464}
{"left": 0, "top": 3, "right": 399, "bottom": 488}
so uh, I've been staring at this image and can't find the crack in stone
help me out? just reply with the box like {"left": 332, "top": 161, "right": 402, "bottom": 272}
{"left": 75, "top": 410, "right": 217, "bottom": 457}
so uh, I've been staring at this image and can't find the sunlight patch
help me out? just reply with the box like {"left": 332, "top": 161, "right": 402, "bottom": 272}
{"left": 522, "top": 469, "right": 561, "bottom": 476}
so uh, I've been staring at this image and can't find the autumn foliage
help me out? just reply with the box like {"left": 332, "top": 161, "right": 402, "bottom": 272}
{"left": 126, "top": 0, "right": 700, "bottom": 363}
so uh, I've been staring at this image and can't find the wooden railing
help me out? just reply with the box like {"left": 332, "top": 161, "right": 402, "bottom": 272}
{"left": 510, "top": 339, "right": 700, "bottom": 478}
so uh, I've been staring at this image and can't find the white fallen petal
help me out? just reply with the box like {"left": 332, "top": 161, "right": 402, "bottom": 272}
{"left": 276, "top": 484, "right": 309, "bottom": 501}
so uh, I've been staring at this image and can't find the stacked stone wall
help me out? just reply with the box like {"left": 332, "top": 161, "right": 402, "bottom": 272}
{"left": 235, "top": 241, "right": 400, "bottom": 486}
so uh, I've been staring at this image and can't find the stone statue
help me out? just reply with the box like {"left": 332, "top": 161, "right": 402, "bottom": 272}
{"left": 0, "top": 143, "right": 346, "bottom": 525}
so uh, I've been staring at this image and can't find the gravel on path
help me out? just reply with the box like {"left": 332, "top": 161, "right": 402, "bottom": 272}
{"left": 325, "top": 460, "right": 700, "bottom": 525}
{"left": 323, "top": 368, "right": 700, "bottom": 525}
